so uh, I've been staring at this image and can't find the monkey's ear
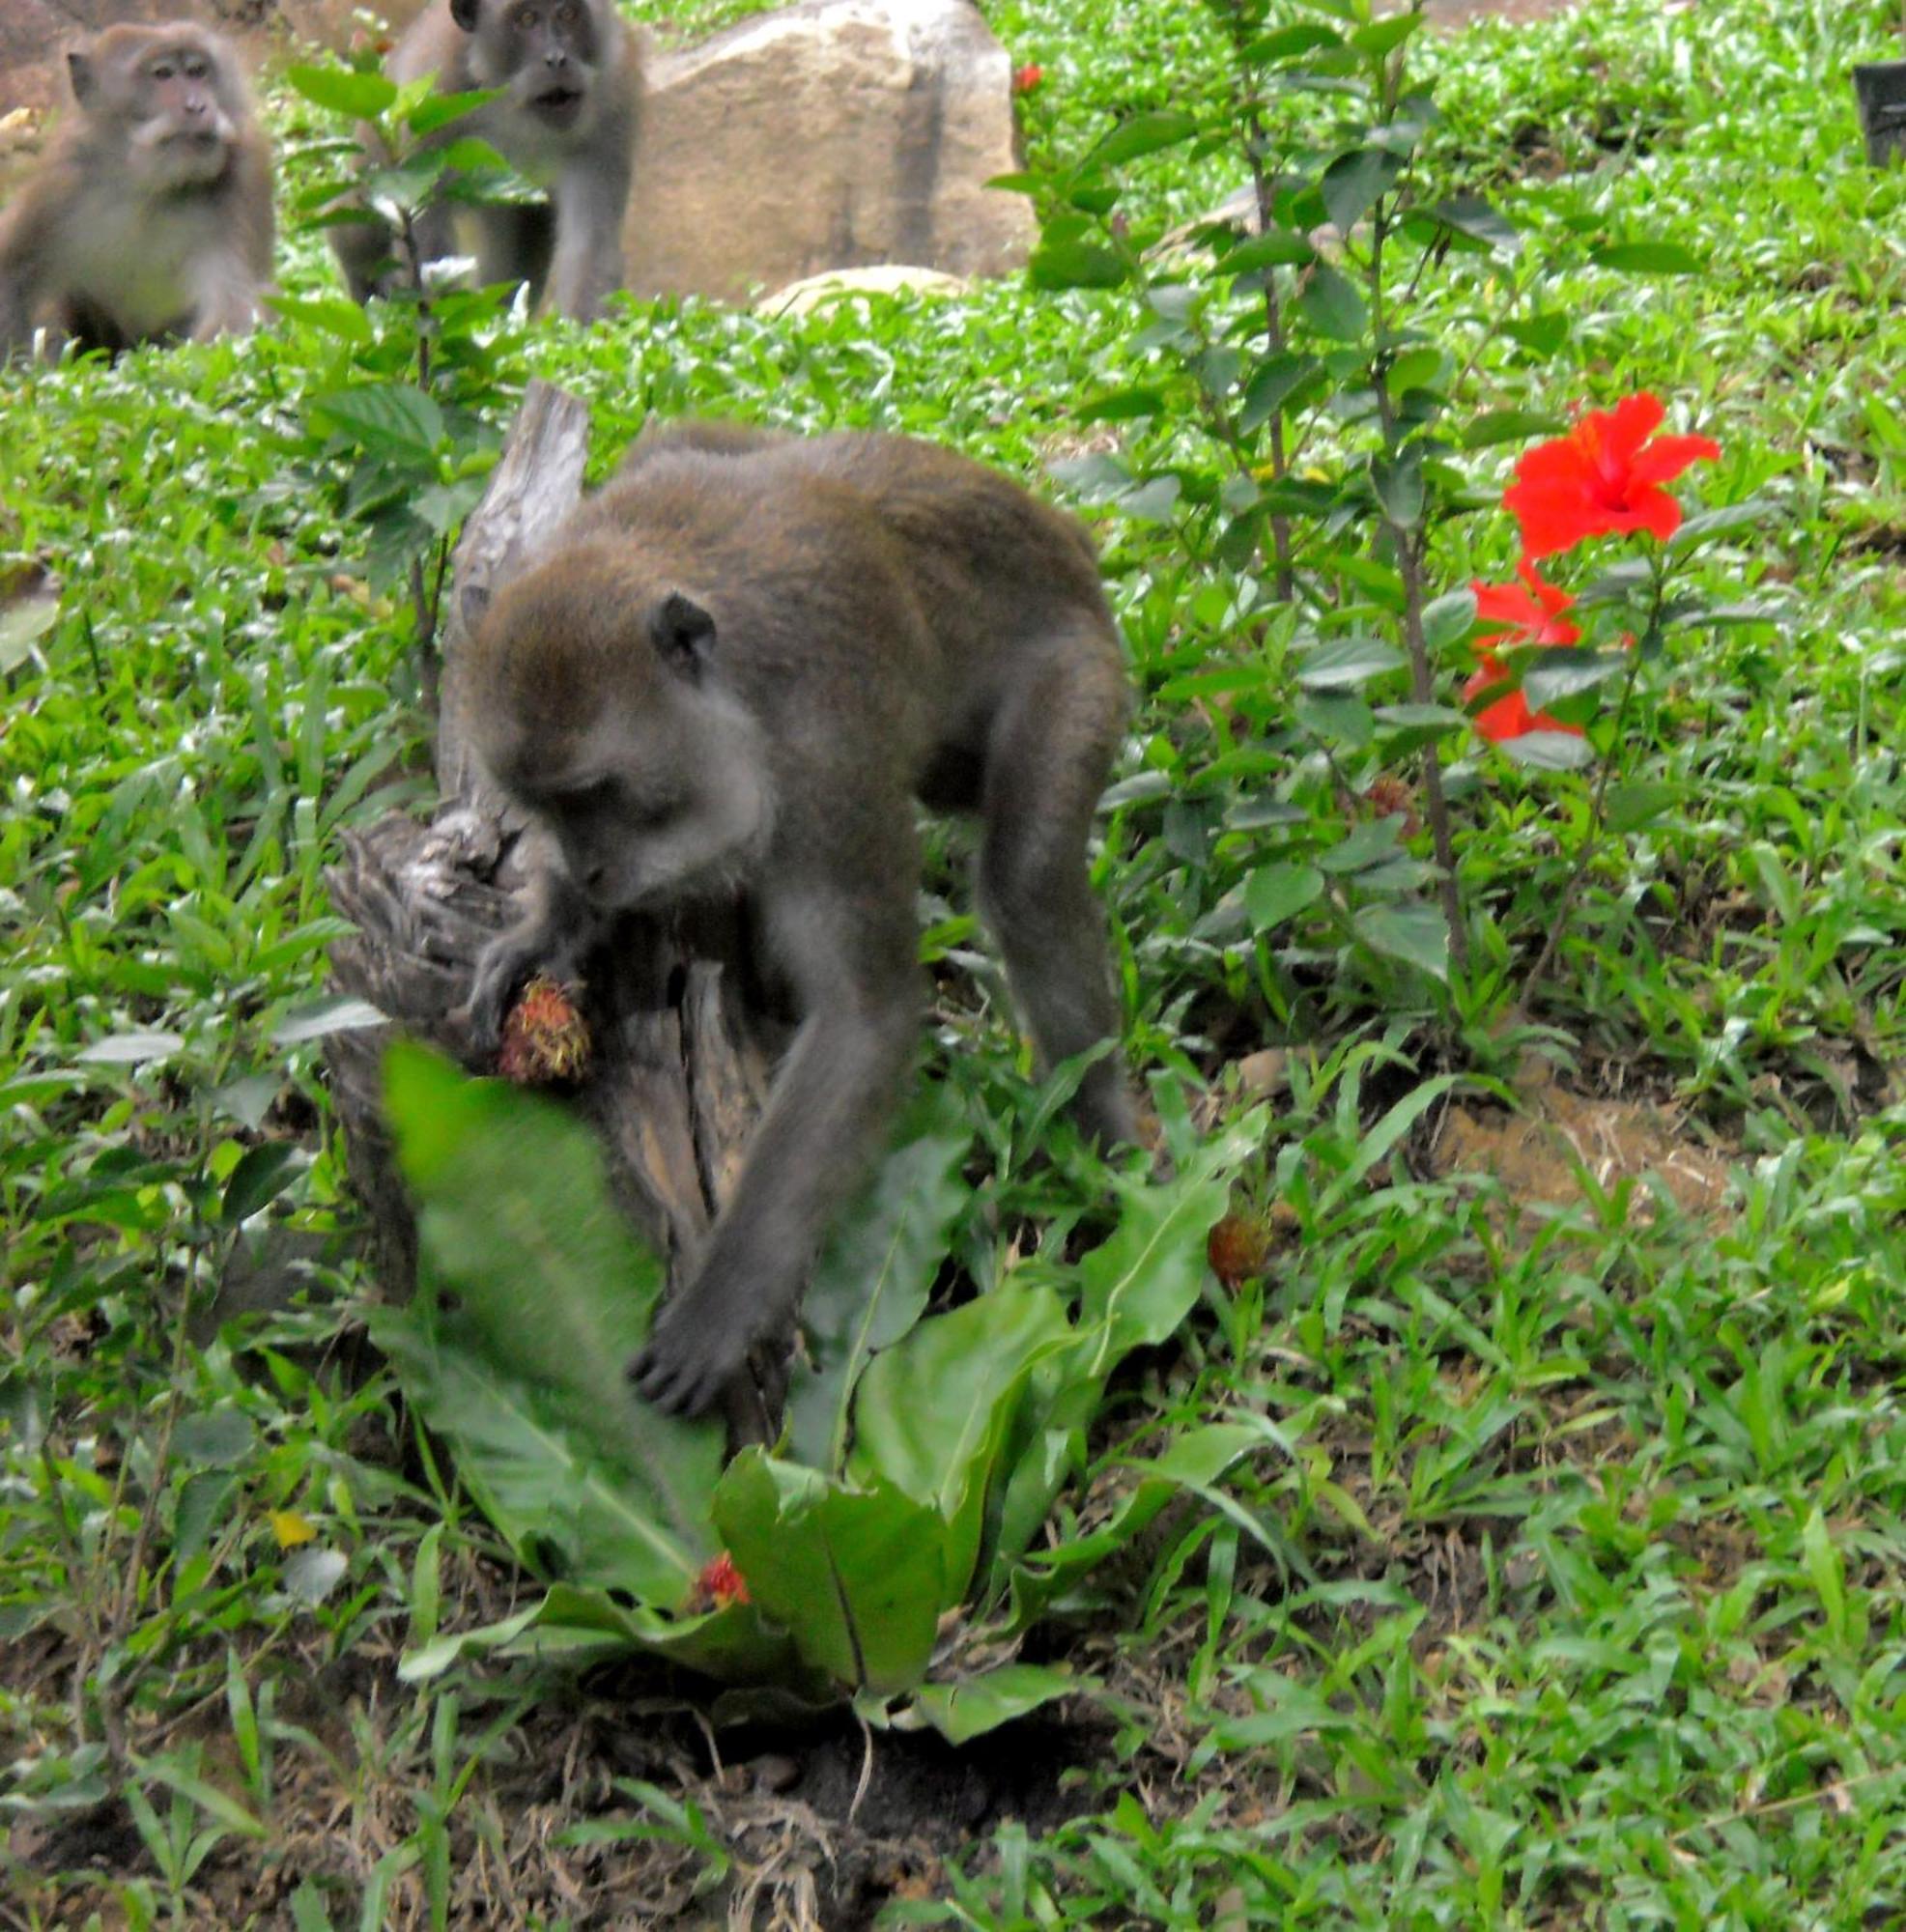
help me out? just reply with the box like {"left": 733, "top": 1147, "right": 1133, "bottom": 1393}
{"left": 449, "top": 0, "right": 482, "bottom": 31}
{"left": 67, "top": 52, "right": 96, "bottom": 103}
{"left": 650, "top": 591, "right": 716, "bottom": 677}
{"left": 461, "top": 582, "right": 493, "bottom": 634}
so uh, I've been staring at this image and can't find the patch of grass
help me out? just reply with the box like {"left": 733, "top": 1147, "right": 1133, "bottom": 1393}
{"left": 9, "top": 0, "right": 1906, "bottom": 1923}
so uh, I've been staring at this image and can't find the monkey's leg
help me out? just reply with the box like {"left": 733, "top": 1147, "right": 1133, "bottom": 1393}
{"left": 473, "top": 203, "right": 555, "bottom": 309}
{"left": 544, "top": 160, "right": 627, "bottom": 321}
{"left": 630, "top": 874, "right": 922, "bottom": 1416}
{"left": 330, "top": 209, "right": 398, "bottom": 303}
{"left": 979, "top": 636, "right": 1138, "bottom": 1149}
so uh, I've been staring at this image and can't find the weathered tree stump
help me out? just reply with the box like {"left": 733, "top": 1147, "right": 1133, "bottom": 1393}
{"left": 325, "top": 382, "right": 786, "bottom": 1426}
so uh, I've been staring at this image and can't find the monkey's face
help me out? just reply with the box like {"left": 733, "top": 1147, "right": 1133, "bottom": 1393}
{"left": 474, "top": 577, "right": 774, "bottom": 915}
{"left": 462, "top": 0, "right": 605, "bottom": 133}
{"left": 73, "top": 30, "right": 242, "bottom": 189}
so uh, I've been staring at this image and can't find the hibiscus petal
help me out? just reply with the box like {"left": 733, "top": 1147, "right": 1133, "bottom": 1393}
{"left": 1504, "top": 478, "right": 1612, "bottom": 556}
{"left": 1628, "top": 431, "right": 1721, "bottom": 487}
{"left": 1598, "top": 391, "right": 1666, "bottom": 462}
{"left": 1608, "top": 485, "right": 1684, "bottom": 545}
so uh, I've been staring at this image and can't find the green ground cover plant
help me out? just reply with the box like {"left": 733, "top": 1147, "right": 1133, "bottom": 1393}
{"left": 8, "top": 0, "right": 1906, "bottom": 1923}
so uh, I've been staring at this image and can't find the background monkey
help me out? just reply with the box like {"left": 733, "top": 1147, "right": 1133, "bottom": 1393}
{"left": 0, "top": 22, "right": 274, "bottom": 358}
{"left": 460, "top": 423, "right": 1138, "bottom": 1416}
{"left": 331, "top": 0, "right": 640, "bottom": 322}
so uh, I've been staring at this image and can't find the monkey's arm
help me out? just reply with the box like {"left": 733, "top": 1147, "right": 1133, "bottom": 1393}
{"left": 542, "top": 109, "right": 632, "bottom": 322}
{"left": 458, "top": 831, "right": 602, "bottom": 1046}
{"left": 186, "top": 250, "right": 268, "bottom": 339}
{"left": 0, "top": 197, "right": 53, "bottom": 355}
{"left": 629, "top": 867, "right": 922, "bottom": 1416}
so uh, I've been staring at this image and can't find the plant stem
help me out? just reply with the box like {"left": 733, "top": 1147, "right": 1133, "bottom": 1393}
{"left": 1368, "top": 173, "right": 1467, "bottom": 976}
{"left": 1515, "top": 640, "right": 1645, "bottom": 1010}
{"left": 1241, "top": 100, "right": 1295, "bottom": 601}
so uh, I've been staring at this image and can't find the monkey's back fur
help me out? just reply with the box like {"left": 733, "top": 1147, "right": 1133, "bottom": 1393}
{"left": 475, "top": 425, "right": 1128, "bottom": 827}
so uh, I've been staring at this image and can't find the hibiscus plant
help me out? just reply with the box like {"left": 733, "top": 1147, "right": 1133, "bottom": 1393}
{"left": 1462, "top": 392, "right": 1764, "bottom": 1004}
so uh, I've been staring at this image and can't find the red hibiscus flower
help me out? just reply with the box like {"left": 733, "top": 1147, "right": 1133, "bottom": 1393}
{"left": 1012, "top": 62, "right": 1044, "bottom": 95}
{"left": 1503, "top": 392, "right": 1720, "bottom": 558}
{"left": 1464, "top": 560, "right": 1584, "bottom": 743}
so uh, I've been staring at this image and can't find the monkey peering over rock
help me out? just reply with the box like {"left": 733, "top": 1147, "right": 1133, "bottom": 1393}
{"left": 458, "top": 421, "right": 1139, "bottom": 1416}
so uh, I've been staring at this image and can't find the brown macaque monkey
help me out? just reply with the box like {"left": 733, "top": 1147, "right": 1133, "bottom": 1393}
{"left": 460, "top": 423, "right": 1138, "bottom": 1416}
{"left": 0, "top": 22, "right": 274, "bottom": 358}
{"left": 330, "top": 0, "right": 640, "bottom": 322}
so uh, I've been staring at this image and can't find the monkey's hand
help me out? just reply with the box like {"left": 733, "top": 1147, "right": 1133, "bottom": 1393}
{"left": 458, "top": 922, "right": 552, "bottom": 1050}
{"left": 628, "top": 1280, "right": 756, "bottom": 1418}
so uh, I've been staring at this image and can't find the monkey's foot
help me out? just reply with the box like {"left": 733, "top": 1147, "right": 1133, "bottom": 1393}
{"left": 628, "top": 1306, "right": 748, "bottom": 1418}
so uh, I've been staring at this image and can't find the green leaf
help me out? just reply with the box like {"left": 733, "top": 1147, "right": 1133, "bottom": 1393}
{"left": 1462, "top": 409, "right": 1565, "bottom": 450}
{"left": 286, "top": 64, "right": 398, "bottom": 119}
{"left": 381, "top": 1045, "right": 722, "bottom": 1601}
{"left": 1074, "top": 1131, "right": 1254, "bottom": 1356}
{"left": 1244, "top": 23, "right": 1347, "bottom": 64}
{"left": 173, "top": 1410, "right": 257, "bottom": 1468}
{"left": 1605, "top": 781, "right": 1686, "bottom": 835}
{"left": 1428, "top": 194, "right": 1520, "bottom": 254}
{"left": 1668, "top": 501, "right": 1770, "bottom": 554}
{"left": 1420, "top": 589, "right": 1477, "bottom": 654}
{"left": 712, "top": 1453, "right": 950, "bottom": 1694}
{"left": 78, "top": 1030, "right": 184, "bottom": 1065}
{"left": 1080, "top": 109, "right": 1201, "bottom": 177}
{"left": 1295, "top": 635, "right": 1406, "bottom": 691}
{"left": 1006, "top": 1423, "right": 1267, "bottom": 1630}
{"left": 1218, "top": 229, "right": 1319, "bottom": 276}
{"left": 1028, "top": 240, "right": 1129, "bottom": 291}
{"left": 1294, "top": 263, "right": 1367, "bottom": 342}
{"left": 0, "top": 591, "right": 58, "bottom": 674}
{"left": 1498, "top": 729, "right": 1595, "bottom": 771}
{"left": 1075, "top": 386, "right": 1167, "bottom": 424}
{"left": 1351, "top": 902, "right": 1449, "bottom": 982}
{"left": 1591, "top": 242, "right": 1703, "bottom": 275}
{"left": 901, "top": 1662, "right": 1087, "bottom": 1745}
{"left": 1372, "top": 450, "right": 1424, "bottom": 529}
{"left": 220, "top": 1143, "right": 304, "bottom": 1225}
{"left": 407, "top": 85, "right": 502, "bottom": 135}
{"left": 1351, "top": 12, "right": 1421, "bottom": 58}
{"left": 1322, "top": 147, "right": 1403, "bottom": 233}
{"left": 309, "top": 384, "right": 446, "bottom": 462}
{"left": 785, "top": 1094, "right": 972, "bottom": 1473}
{"left": 1319, "top": 815, "right": 1404, "bottom": 875}
{"left": 268, "top": 294, "right": 373, "bottom": 344}
{"left": 1244, "top": 862, "right": 1326, "bottom": 933}
{"left": 1521, "top": 649, "right": 1631, "bottom": 710}
{"left": 1237, "top": 352, "right": 1324, "bottom": 433}
{"left": 271, "top": 995, "right": 385, "bottom": 1044}
{"left": 853, "top": 1284, "right": 1071, "bottom": 1595}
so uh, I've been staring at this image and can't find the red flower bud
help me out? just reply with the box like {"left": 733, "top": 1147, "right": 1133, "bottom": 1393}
{"left": 1012, "top": 63, "right": 1044, "bottom": 96}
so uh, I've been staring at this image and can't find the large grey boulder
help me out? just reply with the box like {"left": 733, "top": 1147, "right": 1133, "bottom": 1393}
{"left": 627, "top": 0, "right": 1035, "bottom": 304}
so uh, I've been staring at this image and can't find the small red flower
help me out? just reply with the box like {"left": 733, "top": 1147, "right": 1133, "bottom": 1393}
{"left": 1464, "top": 559, "right": 1584, "bottom": 743}
{"left": 1011, "top": 62, "right": 1044, "bottom": 96}
{"left": 1503, "top": 392, "right": 1720, "bottom": 558}
{"left": 694, "top": 1551, "right": 750, "bottom": 1609}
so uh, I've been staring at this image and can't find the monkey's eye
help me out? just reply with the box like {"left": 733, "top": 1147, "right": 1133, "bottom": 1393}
{"left": 152, "top": 62, "right": 175, "bottom": 79}
{"left": 518, "top": 4, "right": 541, "bottom": 25}
{"left": 555, "top": 2, "right": 579, "bottom": 23}
{"left": 183, "top": 57, "right": 208, "bottom": 77}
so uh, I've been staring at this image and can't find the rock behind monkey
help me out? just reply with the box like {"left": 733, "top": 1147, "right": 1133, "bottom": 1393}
{"left": 0, "top": 22, "right": 273, "bottom": 357}
{"left": 461, "top": 424, "right": 1138, "bottom": 1416}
